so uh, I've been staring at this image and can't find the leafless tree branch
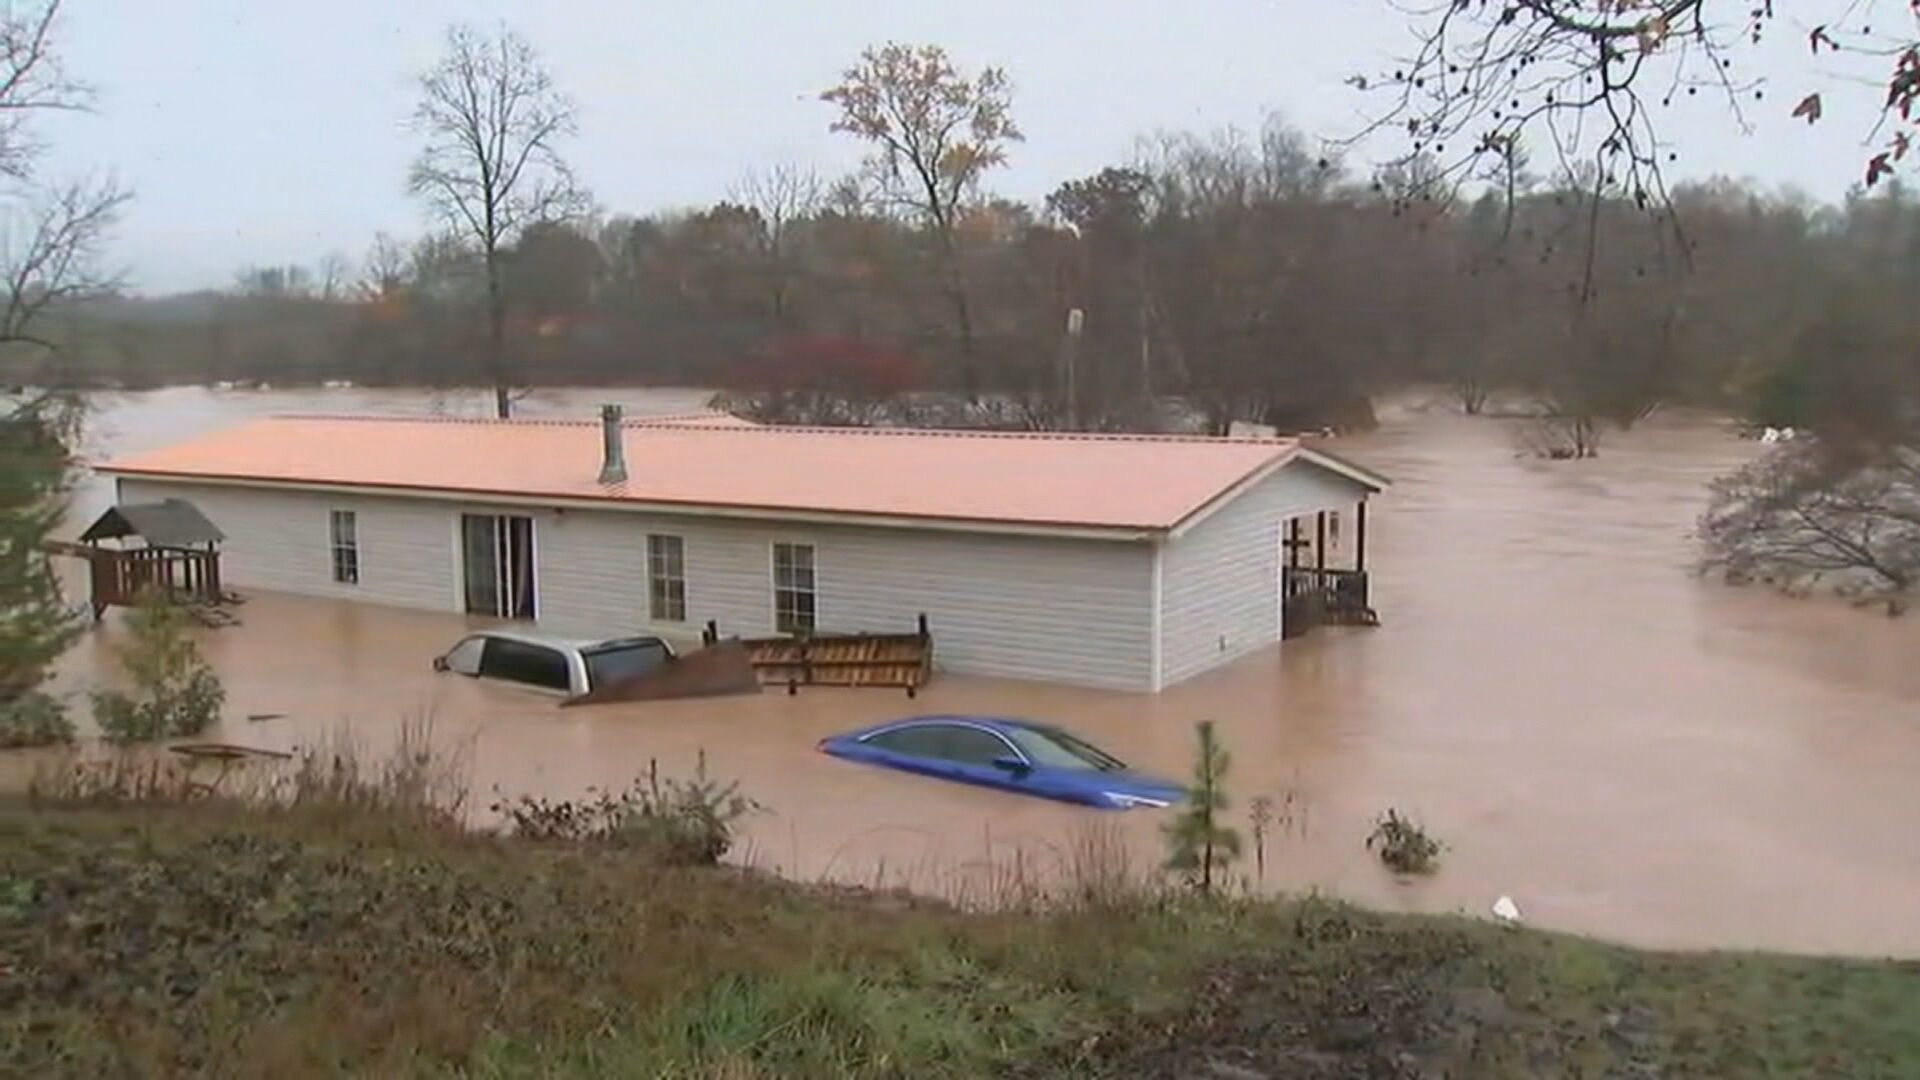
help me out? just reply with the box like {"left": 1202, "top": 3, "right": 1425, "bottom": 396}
{"left": 409, "top": 22, "right": 583, "bottom": 417}
{"left": 0, "top": 1, "right": 88, "bottom": 182}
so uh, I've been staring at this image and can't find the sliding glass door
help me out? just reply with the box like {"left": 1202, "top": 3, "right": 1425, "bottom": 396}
{"left": 462, "top": 514, "right": 536, "bottom": 620}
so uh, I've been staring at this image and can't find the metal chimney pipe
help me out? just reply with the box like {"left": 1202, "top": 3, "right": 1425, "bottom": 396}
{"left": 597, "top": 403, "right": 627, "bottom": 485}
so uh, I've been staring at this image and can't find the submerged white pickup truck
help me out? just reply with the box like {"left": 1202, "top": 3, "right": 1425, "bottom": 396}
{"left": 432, "top": 630, "right": 676, "bottom": 698}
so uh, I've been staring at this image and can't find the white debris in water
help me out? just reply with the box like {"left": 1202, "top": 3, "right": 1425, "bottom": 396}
{"left": 1492, "top": 895, "right": 1522, "bottom": 923}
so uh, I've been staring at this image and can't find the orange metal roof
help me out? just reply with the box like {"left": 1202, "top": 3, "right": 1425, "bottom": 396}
{"left": 95, "top": 414, "right": 1311, "bottom": 533}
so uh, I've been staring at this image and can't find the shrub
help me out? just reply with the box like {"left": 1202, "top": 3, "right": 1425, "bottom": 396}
{"left": 0, "top": 690, "right": 74, "bottom": 748}
{"left": 1248, "top": 787, "right": 1304, "bottom": 887}
{"left": 492, "top": 752, "right": 763, "bottom": 865}
{"left": 1162, "top": 720, "right": 1242, "bottom": 893}
{"left": 1367, "top": 808, "right": 1443, "bottom": 875}
{"left": 91, "top": 589, "right": 226, "bottom": 743}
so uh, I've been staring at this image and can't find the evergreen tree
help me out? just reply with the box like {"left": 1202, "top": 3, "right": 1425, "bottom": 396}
{"left": 0, "top": 397, "right": 81, "bottom": 703}
{"left": 1162, "top": 720, "right": 1242, "bottom": 893}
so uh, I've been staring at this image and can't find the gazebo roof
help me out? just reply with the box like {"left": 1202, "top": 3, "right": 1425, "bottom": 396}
{"left": 79, "top": 498, "right": 224, "bottom": 548}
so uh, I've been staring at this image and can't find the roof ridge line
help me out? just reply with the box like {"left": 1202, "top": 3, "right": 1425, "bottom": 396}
{"left": 620, "top": 420, "right": 1296, "bottom": 445}
{"left": 267, "top": 412, "right": 598, "bottom": 427}
{"left": 257, "top": 411, "right": 1299, "bottom": 446}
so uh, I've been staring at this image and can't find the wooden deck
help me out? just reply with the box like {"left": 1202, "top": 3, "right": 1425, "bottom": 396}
{"left": 713, "top": 615, "right": 934, "bottom": 696}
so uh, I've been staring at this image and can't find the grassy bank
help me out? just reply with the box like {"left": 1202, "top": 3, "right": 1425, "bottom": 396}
{"left": 5, "top": 797, "right": 1920, "bottom": 1078}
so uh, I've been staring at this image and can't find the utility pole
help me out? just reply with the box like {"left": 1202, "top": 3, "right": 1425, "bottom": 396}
{"left": 1063, "top": 307, "right": 1084, "bottom": 430}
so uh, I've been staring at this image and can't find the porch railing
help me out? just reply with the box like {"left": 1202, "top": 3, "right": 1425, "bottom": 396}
{"left": 88, "top": 547, "right": 223, "bottom": 611}
{"left": 1282, "top": 567, "right": 1378, "bottom": 639}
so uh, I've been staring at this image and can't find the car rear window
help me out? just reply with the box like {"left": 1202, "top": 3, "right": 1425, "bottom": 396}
{"left": 479, "top": 638, "right": 571, "bottom": 692}
{"left": 581, "top": 639, "right": 671, "bottom": 691}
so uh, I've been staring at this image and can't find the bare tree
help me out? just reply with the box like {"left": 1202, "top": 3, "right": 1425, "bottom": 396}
{"left": 1703, "top": 440, "right": 1920, "bottom": 611}
{"left": 1364, "top": 2, "right": 1920, "bottom": 200}
{"left": 0, "top": 1, "right": 87, "bottom": 180}
{"left": 0, "top": 0, "right": 122, "bottom": 363}
{"left": 822, "top": 42, "right": 1022, "bottom": 393}
{"left": 409, "top": 23, "right": 583, "bottom": 418}
{"left": 315, "top": 251, "right": 351, "bottom": 301}
{"left": 729, "top": 162, "right": 822, "bottom": 325}
{"left": 231, "top": 263, "right": 313, "bottom": 299}
{"left": 0, "top": 1, "right": 126, "bottom": 375}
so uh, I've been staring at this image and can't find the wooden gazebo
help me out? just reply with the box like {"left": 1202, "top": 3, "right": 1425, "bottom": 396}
{"left": 64, "top": 498, "right": 228, "bottom": 619}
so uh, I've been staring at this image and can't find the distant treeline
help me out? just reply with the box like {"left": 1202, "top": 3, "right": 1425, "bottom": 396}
{"left": 18, "top": 118, "right": 1920, "bottom": 434}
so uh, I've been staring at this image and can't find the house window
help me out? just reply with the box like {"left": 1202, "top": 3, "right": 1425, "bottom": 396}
{"left": 647, "top": 534, "right": 686, "bottom": 622}
{"left": 329, "top": 509, "right": 359, "bottom": 585}
{"left": 772, "top": 541, "right": 816, "bottom": 634}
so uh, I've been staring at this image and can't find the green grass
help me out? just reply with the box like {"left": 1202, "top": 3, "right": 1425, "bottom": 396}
{"left": 5, "top": 799, "right": 1920, "bottom": 1078}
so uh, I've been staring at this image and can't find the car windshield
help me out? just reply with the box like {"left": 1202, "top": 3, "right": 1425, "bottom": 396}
{"left": 1003, "top": 724, "right": 1127, "bottom": 772}
{"left": 580, "top": 639, "right": 670, "bottom": 691}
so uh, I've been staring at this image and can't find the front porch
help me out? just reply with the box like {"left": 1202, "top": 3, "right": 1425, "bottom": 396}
{"left": 1281, "top": 501, "right": 1379, "bottom": 639}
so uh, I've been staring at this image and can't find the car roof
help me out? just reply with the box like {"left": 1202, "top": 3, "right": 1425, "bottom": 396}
{"left": 459, "top": 629, "right": 665, "bottom": 651}
{"left": 851, "top": 714, "right": 1030, "bottom": 737}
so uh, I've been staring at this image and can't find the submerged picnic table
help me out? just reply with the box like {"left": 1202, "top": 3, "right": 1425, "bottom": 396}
{"left": 168, "top": 742, "right": 292, "bottom": 796}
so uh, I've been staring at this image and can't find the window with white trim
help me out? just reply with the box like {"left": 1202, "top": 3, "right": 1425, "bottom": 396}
{"left": 647, "top": 534, "right": 686, "bottom": 622}
{"left": 772, "top": 542, "right": 816, "bottom": 634}
{"left": 329, "top": 509, "right": 359, "bottom": 585}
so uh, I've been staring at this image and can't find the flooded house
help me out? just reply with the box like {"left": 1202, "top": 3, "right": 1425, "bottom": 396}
{"left": 91, "top": 406, "right": 1387, "bottom": 690}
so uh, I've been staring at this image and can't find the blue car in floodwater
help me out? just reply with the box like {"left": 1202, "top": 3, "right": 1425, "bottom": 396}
{"left": 817, "top": 715, "right": 1185, "bottom": 810}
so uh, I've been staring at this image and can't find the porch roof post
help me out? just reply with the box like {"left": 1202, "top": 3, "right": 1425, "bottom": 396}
{"left": 1356, "top": 499, "right": 1368, "bottom": 573}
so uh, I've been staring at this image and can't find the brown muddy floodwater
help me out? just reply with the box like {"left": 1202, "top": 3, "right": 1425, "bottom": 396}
{"left": 22, "top": 386, "right": 1920, "bottom": 957}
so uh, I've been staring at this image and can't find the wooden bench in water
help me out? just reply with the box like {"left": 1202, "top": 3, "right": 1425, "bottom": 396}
{"left": 708, "top": 614, "right": 934, "bottom": 697}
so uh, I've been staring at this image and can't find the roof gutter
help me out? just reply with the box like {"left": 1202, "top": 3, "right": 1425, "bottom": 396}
{"left": 93, "top": 468, "right": 1162, "bottom": 544}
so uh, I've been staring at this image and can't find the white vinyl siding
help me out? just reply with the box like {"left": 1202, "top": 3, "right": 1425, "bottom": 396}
{"left": 1158, "top": 462, "right": 1373, "bottom": 688}
{"left": 813, "top": 528, "right": 1152, "bottom": 689}
{"left": 117, "top": 480, "right": 458, "bottom": 609}
{"left": 115, "top": 478, "right": 1158, "bottom": 689}
{"left": 536, "top": 513, "right": 1154, "bottom": 688}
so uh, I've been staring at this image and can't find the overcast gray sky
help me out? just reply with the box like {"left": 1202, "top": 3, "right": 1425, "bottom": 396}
{"left": 35, "top": 1, "right": 1899, "bottom": 294}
